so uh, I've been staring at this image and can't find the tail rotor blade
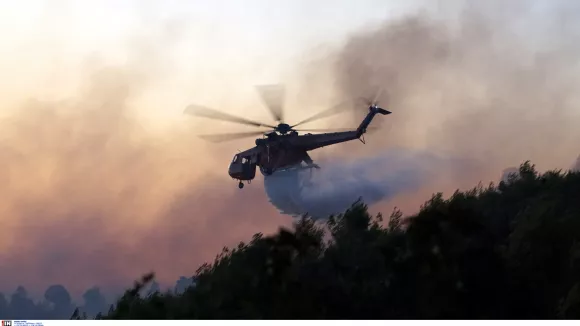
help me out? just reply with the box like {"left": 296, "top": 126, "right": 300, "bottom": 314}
{"left": 255, "top": 84, "right": 285, "bottom": 123}
{"left": 360, "top": 88, "right": 388, "bottom": 107}
{"left": 184, "top": 104, "right": 276, "bottom": 129}
{"left": 197, "top": 131, "right": 268, "bottom": 143}
{"left": 372, "top": 88, "right": 384, "bottom": 105}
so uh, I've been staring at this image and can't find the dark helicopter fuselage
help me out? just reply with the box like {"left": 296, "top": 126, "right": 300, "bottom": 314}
{"left": 228, "top": 105, "right": 390, "bottom": 184}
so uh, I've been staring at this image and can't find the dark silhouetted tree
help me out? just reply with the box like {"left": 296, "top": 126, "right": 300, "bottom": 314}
{"left": 0, "top": 292, "right": 8, "bottom": 317}
{"left": 44, "top": 284, "right": 73, "bottom": 317}
{"left": 102, "top": 161, "right": 580, "bottom": 319}
{"left": 80, "top": 287, "right": 108, "bottom": 318}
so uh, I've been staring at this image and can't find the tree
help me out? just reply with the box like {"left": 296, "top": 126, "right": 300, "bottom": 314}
{"left": 97, "top": 161, "right": 580, "bottom": 319}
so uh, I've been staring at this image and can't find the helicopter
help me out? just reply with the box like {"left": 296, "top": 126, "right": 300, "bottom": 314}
{"left": 184, "top": 85, "right": 391, "bottom": 189}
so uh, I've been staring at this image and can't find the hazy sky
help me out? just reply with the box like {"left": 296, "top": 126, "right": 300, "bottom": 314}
{"left": 0, "top": 0, "right": 426, "bottom": 299}
{"left": 0, "top": 0, "right": 422, "bottom": 127}
{"left": 1, "top": 0, "right": 580, "bottom": 301}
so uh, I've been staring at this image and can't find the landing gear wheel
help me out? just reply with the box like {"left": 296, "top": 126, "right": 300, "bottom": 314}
{"left": 238, "top": 182, "right": 244, "bottom": 189}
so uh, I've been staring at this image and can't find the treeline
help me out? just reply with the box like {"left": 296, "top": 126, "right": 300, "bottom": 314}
{"left": 0, "top": 285, "right": 107, "bottom": 319}
{"left": 0, "top": 277, "right": 195, "bottom": 319}
{"left": 101, "top": 161, "right": 580, "bottom": 319}
{"left": 7, "top": 161, "right": 580, "bottom": 319}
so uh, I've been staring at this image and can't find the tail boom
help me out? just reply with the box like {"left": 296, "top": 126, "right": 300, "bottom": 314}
{"left": 356, "top": 106, "right": 391, "bottom": 137}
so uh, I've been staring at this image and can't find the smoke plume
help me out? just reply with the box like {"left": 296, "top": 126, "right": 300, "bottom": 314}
{"left": 281, "top": 0, "right": 580, "bottom": 217}
{"left": 572, "top": 155, "right": 580, "bottom": 172}
{"left": 0, "top": 6, "right": 290, "bottom": 298}
{"left": 501, "top": 167, "right": 520, "bottom": 183}
{"left": 264, "top": 148, "right": 476, "bottom": 220}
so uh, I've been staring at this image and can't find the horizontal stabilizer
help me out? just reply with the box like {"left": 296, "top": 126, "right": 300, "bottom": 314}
{"left": 372, "top": 107, "right": 391, "bottom": 115}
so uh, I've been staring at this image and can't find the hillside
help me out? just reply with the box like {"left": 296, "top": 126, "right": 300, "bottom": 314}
{"left": 93, "top": 161, "right": 580, "bottom": 319}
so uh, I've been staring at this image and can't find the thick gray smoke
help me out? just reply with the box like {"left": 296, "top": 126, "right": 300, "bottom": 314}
{"left": 264, "top": 148, "right": 467, "bottom": 220}
{"left": 502, "top": 154, "right": 580, "bottom": 182}
{"left": 269, "top": 0, "right": 580, "bottom": 218}
{"left": 572, "top": 155, "right": 580, "bottom": 172}
{"left": 501, "top": 167, "right": 520, "bottom": 183}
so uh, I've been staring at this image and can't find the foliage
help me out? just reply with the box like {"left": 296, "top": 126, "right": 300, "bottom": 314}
{"left": 103, "top": 161, "right": 580, "bottom": 319}
{"left": 0, "top": 275, "right": 183, "bottom": 319}
{"left": 0, "top": 285, "right": 110, "bottom": 319}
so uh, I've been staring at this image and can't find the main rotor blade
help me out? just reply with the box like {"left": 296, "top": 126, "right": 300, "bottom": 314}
{"left": 255, "top": 84, "right": 285, "bottom": 123}
{"left": 290, "top": 99, "right": 362, "bottom": 128}
{"left": 197, "top": 131, "right": 267, "bottom": 143}
{"left": 295, "top": 127, "right": 355, "bottom": 132}
{"left": 184, "top": 104, "right": 276, "bottom": 129}
{"left": 295, "top": 126, "right": 379, "bottom": 133}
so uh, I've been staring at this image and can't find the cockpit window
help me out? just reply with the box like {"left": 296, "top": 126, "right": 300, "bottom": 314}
{"left": 232, "top": 155, "right": 239, "bottom": 163}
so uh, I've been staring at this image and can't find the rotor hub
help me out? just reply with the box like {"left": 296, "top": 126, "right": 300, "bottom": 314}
{"left": 276, "top": 123, "right": 292, "bottom": 134}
